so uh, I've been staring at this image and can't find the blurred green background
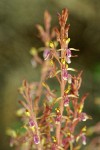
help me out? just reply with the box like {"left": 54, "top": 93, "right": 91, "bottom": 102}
{"left": 0, "top": 0, "right": 100, "bottom": 149}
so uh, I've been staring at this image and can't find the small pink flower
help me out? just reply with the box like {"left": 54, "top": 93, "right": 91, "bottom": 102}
{"left": 81, "top": 134, "right": 86, "bottom": 145}
{"left": 64, "top": 96, "right": 69, "bottom": 107}
{"left": 62, "top": 69, "right": 72, "bottom": 83}
{"left": 67, "top": 48, "right": 71, "bottom": 57}
{"left": 66, "top": 48, "right": 71, "bottom": 64}
{"left": 55, "top": 115, "right": 61, "bottom": 124}
{"left": 29, "top": 119, "right": 35, "bottom": 127}
{"left": 79, "top": 113, "right": 88, "bottom": 122}
{"left": 33, "top": 134, "right": 40, "bottom": 144}
{"left": 62, "top": 69, "right": 68, "bottom": 80}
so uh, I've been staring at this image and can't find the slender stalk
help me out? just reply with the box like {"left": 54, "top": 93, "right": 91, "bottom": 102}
{"left": 56, "top": 36, "right": 67, "bottom": 146}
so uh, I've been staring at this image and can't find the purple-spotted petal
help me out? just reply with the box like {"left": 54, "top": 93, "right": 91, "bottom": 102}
{"left": 67, "top": 49, "right": 71, "bottom": 57}
{"left": 62, "top": 69, "right": 68, "bottom": 80}
{"left": 55, "top": 115, "right": 61, "bottom": 124}
{"left": 79, "top": 113, "right": 88, "bottom": 121}
{"left": 64, "top": 96, "right": 69, "bottom": 106}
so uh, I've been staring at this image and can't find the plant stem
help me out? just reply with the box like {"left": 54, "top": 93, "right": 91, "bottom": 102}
{"left": 69, "top": 142, "right": 73, "bottom": 150}
{"left": 56, "top": 16, "right": 69, "bottom": 145}
{"left": 56, "top": 43, "right": 66, "bottom": 146}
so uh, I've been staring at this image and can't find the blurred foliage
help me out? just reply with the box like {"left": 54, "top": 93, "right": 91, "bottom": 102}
{"left": 0, "top": 0, "right": 100, "bottom": 149}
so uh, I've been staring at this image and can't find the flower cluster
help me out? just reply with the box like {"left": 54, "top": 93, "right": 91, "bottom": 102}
{"left": 7, "top": 9, "right": 91, "bottom": 150}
